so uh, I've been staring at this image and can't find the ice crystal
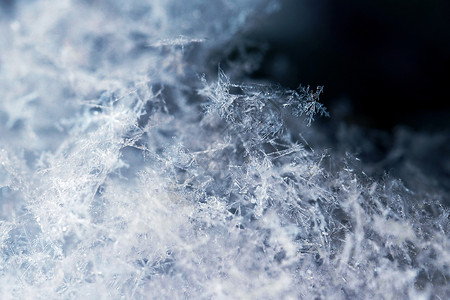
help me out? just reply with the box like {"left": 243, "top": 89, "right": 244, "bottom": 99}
{"left": 0, "top": 0, "right": 448, "bottom": 299}
{"left": 199, "top": 68, "right": 328, "bottom": 147}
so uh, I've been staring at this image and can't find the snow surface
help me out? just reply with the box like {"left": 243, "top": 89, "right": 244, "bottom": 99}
{"left": 0, "top": 1, "right": 448, "bottom": 299}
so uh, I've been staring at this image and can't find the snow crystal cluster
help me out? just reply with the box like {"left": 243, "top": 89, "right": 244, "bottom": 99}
{"left": 0, "top": 1, "right": 448, "bottom": 299}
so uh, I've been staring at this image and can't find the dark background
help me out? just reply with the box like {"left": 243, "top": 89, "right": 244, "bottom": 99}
{"left": 249, "top": 0, "right": 450, "bottom": 132}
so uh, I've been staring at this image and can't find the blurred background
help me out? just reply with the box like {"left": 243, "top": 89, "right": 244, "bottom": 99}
{"left": 248, "top": 0, "right": 450, "bottom": 132}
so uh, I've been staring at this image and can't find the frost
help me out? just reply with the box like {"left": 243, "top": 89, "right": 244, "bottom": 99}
{"left": 0, "top": 0, "right": 448, "bottom": 299}
{"left": 199, "top": 68, "right": 328, "bottom": 145}
{"left": 287, "top": 85, "right": 329, "bottom": 126}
